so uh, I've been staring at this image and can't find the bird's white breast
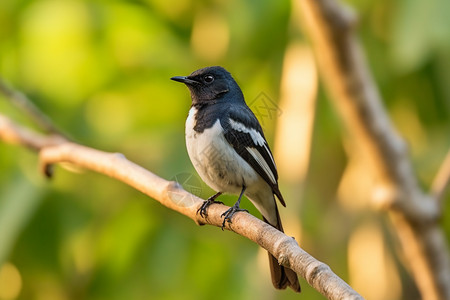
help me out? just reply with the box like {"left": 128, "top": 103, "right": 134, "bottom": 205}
{"left": 185, "top": 107, "right": 259, "bottom": 194}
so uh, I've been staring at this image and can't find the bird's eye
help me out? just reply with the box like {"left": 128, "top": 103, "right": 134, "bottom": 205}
{"left": 204, "top": 75, "right": 214, "bottom": 83}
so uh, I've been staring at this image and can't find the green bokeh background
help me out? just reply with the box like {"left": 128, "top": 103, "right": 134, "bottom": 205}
{"left": 0, "top": 0, "right": 449, "bottom": 299}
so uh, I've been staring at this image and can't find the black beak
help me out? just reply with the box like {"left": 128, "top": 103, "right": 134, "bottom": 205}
{"left": 170, "top": 76, "right": 199, "bottom": 85}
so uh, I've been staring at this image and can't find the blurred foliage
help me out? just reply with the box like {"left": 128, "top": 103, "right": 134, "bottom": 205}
{"left": 0, "top": 0, "right": 449, "bottom": 299}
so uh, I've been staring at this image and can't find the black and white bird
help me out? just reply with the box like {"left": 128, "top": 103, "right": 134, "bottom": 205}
{"left": 171, "top": 66, "right": 300, "bottom": 293}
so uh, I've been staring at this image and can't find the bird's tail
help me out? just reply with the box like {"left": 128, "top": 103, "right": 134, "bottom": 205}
{"left": 262, "top": 207, "right": 301, "bottom": 293}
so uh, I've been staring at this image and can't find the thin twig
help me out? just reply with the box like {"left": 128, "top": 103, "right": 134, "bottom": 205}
{"left": 0, "top": 78, "right": 68, "bottom": 138}
{"left": 0, "top": 113, "right": 364, "bottom": 300}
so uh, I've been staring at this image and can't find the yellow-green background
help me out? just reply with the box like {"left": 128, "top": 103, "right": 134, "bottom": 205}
{"left": 0, "top": 0, "right": 449, "bottom": 299}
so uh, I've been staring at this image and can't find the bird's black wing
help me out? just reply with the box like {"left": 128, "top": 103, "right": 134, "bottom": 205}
{"left": 221, "top": 105, "right": 285, "bottom": 206}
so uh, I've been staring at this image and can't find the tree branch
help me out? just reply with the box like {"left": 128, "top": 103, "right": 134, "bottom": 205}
{"left": 299, "top": 0, "right": 450, "bottom": 299}
{"left": 0, "top": 113, "right": 363, "bottom": 300}
{"left": 0, "top": 115, "right": 66, "bottom": 151}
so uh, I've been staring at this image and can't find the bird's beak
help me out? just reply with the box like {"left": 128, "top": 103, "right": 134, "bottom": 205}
{"left": 170, "top": 76, "right": 199, "bottom": 86}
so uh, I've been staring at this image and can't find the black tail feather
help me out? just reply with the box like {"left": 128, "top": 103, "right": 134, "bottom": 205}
{"left": 262, "top": 209, "right": 301, "bottom": 293}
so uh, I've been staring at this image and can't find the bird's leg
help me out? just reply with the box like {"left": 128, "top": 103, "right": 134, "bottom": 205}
{"left": 221, "top": 186, "right": 248, "bottom": 230}
{"left": 197, "top": 192, "right": 223, "bottom": 218}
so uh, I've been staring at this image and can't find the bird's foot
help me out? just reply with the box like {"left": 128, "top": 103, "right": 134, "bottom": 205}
{"left": 197, "top": 193, "right": 223, "bottom": 218}
{"left": 220, "top": 204, "right": 248, "bottom": 230}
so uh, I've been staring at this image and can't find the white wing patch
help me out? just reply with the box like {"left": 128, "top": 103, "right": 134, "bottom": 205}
{"left": 228, "top": 118, "right": 277, "bottom": 184}
{"left": 246, "top": 147, "right": 277, "bottom": 184}
{"left": 263, "top": 144, "right": 276, "bottom": 167}
{"left": 229, "top": 118, "right": 265, "bottom": 146}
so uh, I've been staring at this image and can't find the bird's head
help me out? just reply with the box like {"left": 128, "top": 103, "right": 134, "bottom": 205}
{"left": 171, "top": 66, "right": 243, "bottom": 105}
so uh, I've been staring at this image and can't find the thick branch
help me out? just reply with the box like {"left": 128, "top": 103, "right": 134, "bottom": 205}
{"left": 0, "top": 113, "right": 363, "bottom": 300}
{"left": 299, "top": 0, "right": 450, "bottom": 299}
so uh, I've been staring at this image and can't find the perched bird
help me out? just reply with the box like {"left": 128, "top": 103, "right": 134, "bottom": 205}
{"left": 171, "top": 66, "right": 300, "bottom": 293}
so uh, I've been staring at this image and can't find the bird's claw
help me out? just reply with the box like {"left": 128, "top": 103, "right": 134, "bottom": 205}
{"left": 220, "top": 206, "right": 248, "bottom": 230}
{"left": 197, "top": 198, "right": 223, "bottom": 218}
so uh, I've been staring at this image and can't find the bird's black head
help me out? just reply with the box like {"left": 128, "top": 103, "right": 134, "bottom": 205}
{"left": 171, "top": 66, "right": 243, "bottom": 105}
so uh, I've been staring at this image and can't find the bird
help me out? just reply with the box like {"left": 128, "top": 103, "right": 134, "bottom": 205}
{"left": 171, "top": 66, "right": 300, "bottom": 293}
